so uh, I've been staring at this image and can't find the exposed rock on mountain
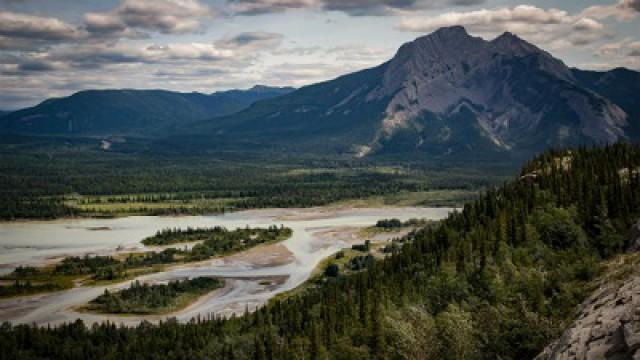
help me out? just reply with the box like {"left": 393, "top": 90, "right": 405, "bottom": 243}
{"left": 183, "top": 26, "right": 638, "bottom": 161}
{"left": 536, "top": 220, "right": 640, "bottom": 360}
{"left": 536, "top": 262, "right": 640, "bottom": 360}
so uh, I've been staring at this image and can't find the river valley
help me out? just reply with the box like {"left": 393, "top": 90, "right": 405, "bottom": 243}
{"left": 0, "top": 206, "right": 453, "bottom": 326}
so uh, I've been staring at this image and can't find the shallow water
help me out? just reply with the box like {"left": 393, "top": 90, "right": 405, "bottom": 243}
{"left": 0, "top": 207, "right": 453, "bottom": 326}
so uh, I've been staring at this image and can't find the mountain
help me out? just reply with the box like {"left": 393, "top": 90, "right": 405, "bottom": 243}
{"left": 176, "top": 26, "right": 638, "bottom": 162}
{"left": 0, "top": 86, "right": 294, "bottom": 136}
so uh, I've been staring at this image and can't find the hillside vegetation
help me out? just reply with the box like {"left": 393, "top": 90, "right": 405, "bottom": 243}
{"left": 1, "top": 143, "right": 639, "bottom": 359}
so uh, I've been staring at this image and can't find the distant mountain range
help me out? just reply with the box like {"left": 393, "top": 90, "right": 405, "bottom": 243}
{"left": 0, "top": 86, "right": 294, "bottom": 136}
{"left": 2, "top": 26, "right": 639, "bottom": 163}
{"left": 169, "top": 26, "right": 638, "bottom": 161}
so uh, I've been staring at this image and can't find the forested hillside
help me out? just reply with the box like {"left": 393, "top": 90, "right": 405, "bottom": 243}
{"left": 0, "top": 86, "right": 294, "bottom": 137}
{"left": 2, "top": 143, "right": 640, "bottom": 359}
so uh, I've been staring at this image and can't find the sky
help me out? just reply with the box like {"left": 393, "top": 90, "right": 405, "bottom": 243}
{"left": 0, "top": 0, "right": 638, "bottom": 110}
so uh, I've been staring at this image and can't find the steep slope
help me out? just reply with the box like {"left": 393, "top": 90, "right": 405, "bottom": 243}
{"left": 536, "top": 220, "right": 640, "bottom": 360}
{"left": 182, "top": 27, "right": 637, "bottom": 162}
{"left": 573, "top": 67, "right": 640, "bottom": 139}
{"left": 536, "top": 255, "right": 640, "bottom": 360}
{"left": 0, "top": 86, "right": 294, "bottom": 137}
{"left": 160, "top": 63, "right": 392, "bottom": 156}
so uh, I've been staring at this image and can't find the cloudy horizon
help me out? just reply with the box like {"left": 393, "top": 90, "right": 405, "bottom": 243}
{"left": 0, "top": 0, "right": 639, "bottom": 110}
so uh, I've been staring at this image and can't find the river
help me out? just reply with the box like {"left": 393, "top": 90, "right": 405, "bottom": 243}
{"left": 0, "top": 206, "right": 453, "bottom": 326}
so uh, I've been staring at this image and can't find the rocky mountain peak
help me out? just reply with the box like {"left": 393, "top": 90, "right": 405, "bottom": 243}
{"left": 491, "top": 31, "right": 539, "bottom": 56}
{"left": 491, "top": 31, "right": 573, "bottom": 81}
{"left": 362, "top": 26, "right": 627, "bottom": 152}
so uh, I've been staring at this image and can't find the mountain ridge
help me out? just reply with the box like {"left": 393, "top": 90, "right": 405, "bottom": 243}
{"left": 1, "top": 27, "right": 638, "bottom": 164}
{"left": 0, "top": 86, "right": 295, "bottom": 137}
{"left": 176, "top": 26, "right": 637, "bottom": 162}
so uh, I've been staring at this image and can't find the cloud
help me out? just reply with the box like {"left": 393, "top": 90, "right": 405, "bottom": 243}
{"left": 0, "top": 11, "right": 86, "bottom": 50}
{"left": 228, "top": 0, "right": 484, "bottom": 16}
{"left": 228, "top": 0, "right": 317, "bottom": 15}
{"left": 0, "top": 11, "right": 83, "bottom": 41}
{"left": 584, "top": 37, "right": 640, "bottom": 70}
{"left": 145, "top": 43, "right": 234, "bottom": 61}
{"left": 582, "top": 0, "right": 640, "bottom": 21}
{"left": 85, "top": 0, "right": 214, "bottom": 36}
{"left": 215, "top": 31, "right": 283, "bottom": 52}
{"left": 397, "top": 5, "right": 611, "bottom": 49}
{"left": 83, "top": 13, "right": 146, "bottom": 39}
{"left": 1, "top": 40, "right": 247, "bottom": 77}
{"left": 0, "top": 0, "right": 215, "bottom": 52}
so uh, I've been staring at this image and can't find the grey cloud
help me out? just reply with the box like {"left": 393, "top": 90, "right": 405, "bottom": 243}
{"left": 1, "top": 40, "right": 242, "bottom": 77}
{"left": 215, "top": 32, "right": 283, "bottom": 51}
{"left": 17, "top": 59, "right": 61, "bottom": 72}
{"left": 85, "top": 0, "right": 214, "bottom": 37}
{"left": 229, "top": 0, "right": 484, "bottom": 16}
{"left": 0, "top": 11, "right": 83, "bottom": 41}
{"left": 0, "top": 11, "right": 86, "bottom": 50}
{"left": 228, "top": 0, "right": 316, "bottom": 15}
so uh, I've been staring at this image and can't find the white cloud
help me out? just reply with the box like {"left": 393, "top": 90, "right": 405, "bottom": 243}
{"left": 584, "top": 37, "right": 640, "bottom": 70}
{"left": 582, "top": 0, "right": 640, "bottom": 21}
{"left": 397, "top": 5, "right": 611, "bottom": 49}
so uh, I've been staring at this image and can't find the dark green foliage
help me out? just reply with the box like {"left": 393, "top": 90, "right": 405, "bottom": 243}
{"left": 0, "top": 281, "right": 60, "bottom": 297}
{"left": 351, "top": 240, "right": 371, "bottom": 252}
{"left": 142, "top": 225, "right": 291, "bottom": 248}
{"left": 375, "top": 218, "right": 403, "bottom": 228}
{"left": 10, "top": 266, "right": 40, "bottom": 277}
{"left": 53, "top": 256, "right": 120, "bottom": 276}
{"left": 324, "top": 264, "right": 340, "bottom": 277}
{"left": 345, "top": 255, "right": 375, "bottom": 271}
{"left": 184, "top": 226, "right": 292, "bottom": 261}
{"left": 375, "top": 218, "right": 429, "bottom": 229}
{"left": 2, "top": 144, "right": 639, "bottom": 359}
{"left": 90, "top": 277, "right": 224, "bottom": 314}
{"left": 0, "top": 136, "right": 500, "bottom": 219}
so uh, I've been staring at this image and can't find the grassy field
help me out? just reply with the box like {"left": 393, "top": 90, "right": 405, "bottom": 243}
{"left": 333, "top": 189, "right": 477, "bottom": 208}
{"left": 0, "top": 268, "right": 78, "bottom": 299}
{"left": 42, "top": 189, "right": 475, "bottom": 219}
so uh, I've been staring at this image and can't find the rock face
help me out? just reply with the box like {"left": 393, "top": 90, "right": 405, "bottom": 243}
{"left": 536, "top": 219, "right": 640, "bottom": 360}
{"left": 368, "top": 26, "right": 627, "bottom": 150}
{"left": 536, "top": 258, "right": 640, "bottom": 359}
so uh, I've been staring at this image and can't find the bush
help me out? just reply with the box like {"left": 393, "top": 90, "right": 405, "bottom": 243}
{"left": 324, "top": 263, "right": 340, "bottom": 277}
